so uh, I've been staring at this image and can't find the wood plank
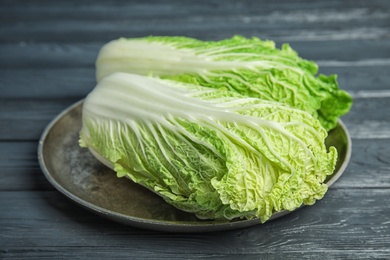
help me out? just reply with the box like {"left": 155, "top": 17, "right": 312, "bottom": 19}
{"left": 0, "top": 42, "right": 99, "bottom": 69}
{"left": 341, "top": 94, "right": 390, "bottom": 139}
{"left": 0, "top": 142, "right": 52, "bottom": 191}
{"left": 344, "top": 95, "right": 390, "bottom": 122}
{"left": 0, "top": 189, "right": 389, "bottom": 258}
{"left": 0, "top": 68, "right": 96, "bottom": 99}
{"left": 331, "top": 138, "right": 390, "bottom": 188}
{"left": 319, "top": 65, "right": 390, "bottom": 91}
{"left": 0, "top": 99, "right": 78, "bottom": 141}
{"left": 1, "top": 16, "right": 388, "bottom": 44}
{"left": 2, "top": 0, "right": 388, "bottom": 16}
{"left": 0, "top": 0, "right": 388, "bottom": 43}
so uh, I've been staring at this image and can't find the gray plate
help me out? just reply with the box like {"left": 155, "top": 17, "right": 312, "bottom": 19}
{"left": 38, "top": 100, "right": 352, "bottom": 232}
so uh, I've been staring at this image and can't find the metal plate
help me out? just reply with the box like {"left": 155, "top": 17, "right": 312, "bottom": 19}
{"left": 38, "top": 100, "right": 352, "bottom": 232}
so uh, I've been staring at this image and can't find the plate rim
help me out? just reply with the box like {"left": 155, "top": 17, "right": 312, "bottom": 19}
{"left": 37, "top": 99, "right": 352, "bottom": 232}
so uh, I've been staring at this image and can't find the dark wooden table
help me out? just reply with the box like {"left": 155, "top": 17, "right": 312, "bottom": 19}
{"left": 1, "top": 0, "right": 390, "bottom": 258}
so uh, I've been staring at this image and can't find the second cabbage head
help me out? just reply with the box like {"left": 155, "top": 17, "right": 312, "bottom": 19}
{"left": 95, "top": 35, "right": 352, "bottom": 131}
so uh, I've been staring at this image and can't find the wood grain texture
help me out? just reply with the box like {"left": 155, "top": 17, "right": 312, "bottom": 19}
{"left": 0, "top": 142, "right": 51, "bottom": 191}
{"left": 0, "top": 189, "right": 389, "bottom": 259}
{"left": 0, "top": 99, "right": 77, "bottom": 141}
{"left": 1, "top": 0, "right": 389, "bottom": 43}
{"left": 0, "top": 68, "right": 96, "bottom": 99}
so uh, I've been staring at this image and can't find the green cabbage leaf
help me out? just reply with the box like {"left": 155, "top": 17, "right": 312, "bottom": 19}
{"left": 96, "top": 35, "right": 352, "bottom": 131}
{"left": 80, "top": 72, "right": 337, "bottom": 222}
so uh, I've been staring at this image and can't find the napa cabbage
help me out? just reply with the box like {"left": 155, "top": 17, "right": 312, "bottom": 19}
{"left": 79, "top": 72, "right": 337, "bottom": 222}
{"left": 95, "top": 35, "right": 352, "bottom": 131}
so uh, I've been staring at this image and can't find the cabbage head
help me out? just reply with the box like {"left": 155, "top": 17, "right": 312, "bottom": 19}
{"left": 96, "top": 35, "right": 352, "bottom": 131}
{"left": 79, "top": 72, "right": 337, "bottom": 222}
